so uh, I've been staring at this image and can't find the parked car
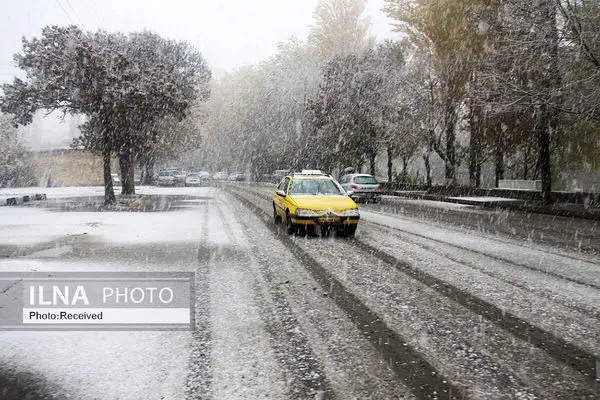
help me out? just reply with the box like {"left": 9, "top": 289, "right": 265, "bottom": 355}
{"left": 173, "top": 170, "right": 187, "bottom": 186}
{"left": 157, "top": 170, "right": 176, "bottom": 186}
{"left": 212, "top": 171, "right": 228, "bottom": 180}
{"left": 339, "top": 173, "right": 382, "bottom": 203}
{"left": 273, "top": 170, "right": 359, "bottom": 236}
{"left": 198, "top": 171, "right": 212, "bottom": 180}
{"left": 185, "top": 171, "right": 211, "bottom": 186}
{"left": 185, "top": 173, "right": 202, "bottom": 186}
{"left": 229, "top": 172, "right": 247, "bottom": 181}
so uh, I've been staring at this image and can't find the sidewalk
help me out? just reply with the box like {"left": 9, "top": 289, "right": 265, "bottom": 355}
{"left": 389, "top": 191, "right": 600, "bottom": 220}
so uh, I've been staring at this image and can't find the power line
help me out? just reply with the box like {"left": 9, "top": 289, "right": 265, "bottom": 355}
{"left": 54, "top": 0, "right": 76, "bottom": 25}
{"left": 63, "top": 0, "right": 86, "bottom": 28}
{"left": 89, "top": 0, "right": 107, "bottom": 27}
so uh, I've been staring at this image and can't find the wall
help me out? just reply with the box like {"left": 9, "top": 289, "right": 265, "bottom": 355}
{"left": 32, "top": 149, "right": 119, "bottom": 187}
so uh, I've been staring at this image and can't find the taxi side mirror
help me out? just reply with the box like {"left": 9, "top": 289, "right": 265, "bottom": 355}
{"left": 276, "top": 190, "right": 286, "bottom": 197}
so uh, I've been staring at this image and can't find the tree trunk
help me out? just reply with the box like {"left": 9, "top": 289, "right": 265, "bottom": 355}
{"left": 523, "top": 142, "right": 532, "bottom": 180}
{"left": 119, "top": 151, "right": 136, "bottom": 195}
{"left": 535, "top": 103, "right": 552, "bottom": 205}
{"left": 369, "top": 151, "right": 376, "bottom": 176}
{"left": 387, "top": 144, "right": 393, "bottom": 185}
{"left": 143, "top": 160, "right": 154, "bottom": 185}
{"left": 533, "top": 0, "right": 559, "bottom": 205}
{"left": 444, "top": 98, "right": 456, "bottom": 184}
{"left": 402, "top": 157, "right": 409, "bottom": 183}
{"left": 102, "top": 145, "right": 116, "bottom": 205}
{"left": 468, "top": 104, "right": 483, "bottom": 188}
{"left": 423, "top": 151, "right": 432, "bottom": 188}
{"left": 495, "top": 149, "right": 504, "bottom": 188}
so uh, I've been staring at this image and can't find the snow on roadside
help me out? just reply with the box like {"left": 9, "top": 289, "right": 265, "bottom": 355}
{"left": 448, "top": 196, "right": 522, "bottom": 202}
{"left": 0, "top": 185, "right": 218, "bottom": 206}
{"left": 0, "top": 202, "right": 206, "bottom": 247}
{"left": 360, "top": 210, "right": 600, "bottom": 287}
{"left": 0, "top": 257, "right": 192, "bottom": 400}
{"left": 381, "top": 196, "right": 477, "bottom": 210}
{"left": 0, "top": 188, "right": 214, "bottom": 400}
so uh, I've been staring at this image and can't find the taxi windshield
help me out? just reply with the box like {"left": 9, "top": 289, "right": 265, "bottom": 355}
{"left": 288, "top": 178, "right": 343, "bottom": 195}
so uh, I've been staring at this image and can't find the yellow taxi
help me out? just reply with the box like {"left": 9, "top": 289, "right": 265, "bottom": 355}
{"left": 273, "top": 170, "right": 359, "bottom": 236}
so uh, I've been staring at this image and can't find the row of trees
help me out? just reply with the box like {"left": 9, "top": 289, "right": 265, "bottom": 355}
{"left": 0, "top": 26, "right": 211, "bottom": 203}
{"left": 385, "top": 0, "right": 600, "bottom": 203}
{"left": 1, "top": 0, "right": 597, "bottom": 204}
{"left": 203, "top": 0, "right": 599, "bottom": 204}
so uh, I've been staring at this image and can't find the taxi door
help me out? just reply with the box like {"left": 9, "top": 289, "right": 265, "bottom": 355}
{"left": 274, "top": 177, "right": 291, "bottom": 218}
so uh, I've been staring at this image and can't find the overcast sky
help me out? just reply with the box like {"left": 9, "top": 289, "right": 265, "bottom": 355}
{"left": 1, "top": 0, "right": 397, "bottom": 148}
{"left": 1, "top": 0, "right": 396, "bottom": 80}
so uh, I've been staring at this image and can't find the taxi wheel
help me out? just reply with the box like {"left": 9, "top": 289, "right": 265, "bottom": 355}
{"left": 285, "top": 212, "right": 296, "bottom": 235}
{"left": 345, "top": 225, "right": 357, "bottom": 237}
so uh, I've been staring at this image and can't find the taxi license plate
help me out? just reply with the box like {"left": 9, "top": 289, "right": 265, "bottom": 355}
{"left": 319, "top": 217, "right": 340, "bottom": 223}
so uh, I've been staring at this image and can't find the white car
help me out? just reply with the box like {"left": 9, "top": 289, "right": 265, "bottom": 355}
{"left": 185, "top": 173, "right": 202, "bottom": 186}
{"left": 212, "top": 171, "right": 228, "bottom": 180}
{"left": 157, "top": 170, "right": 176, "bottom": 186}
{"left": 339, "top": 173, "right": 382, "bottom": 203}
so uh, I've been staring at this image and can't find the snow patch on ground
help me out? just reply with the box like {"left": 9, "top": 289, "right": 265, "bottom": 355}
{"left": 0, "top": 259, "right": 192, "bottom": 400}
{"left": 382, "top": 196, "right": 475, "bottom": 210}
{"left": 0, "top": 187, "right": 214, "bottom": 400}
{"left": 448, "top": 196, "right": 522, "bottom": 202}
{"left": 360, "top": 210, "right": 600, "bottom": 287}
{"left": 0, "top": 203, "right": 206, "bottom": 247}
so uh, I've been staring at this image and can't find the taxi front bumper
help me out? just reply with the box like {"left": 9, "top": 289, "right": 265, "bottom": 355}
{"left": 291, "top": 215, "right": 359, "bottom": 225}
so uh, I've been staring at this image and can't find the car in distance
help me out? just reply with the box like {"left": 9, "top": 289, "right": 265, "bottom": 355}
{"left": 273, "top": 170, "right": 359, "bottom": 236}
{"left": 212, "top": 171, "right": 228, "bottom": 180}
{"left": 185, "top": 173, "right": 202, "bottom": 186}
{"left": 173, "top": 170, "right": 187, "bottom": 186}
{"left": 229, "top": 172, "right": 247, "bottom": 181}
{"left": 157, "top": 170, "right": 176, "bottom": 186}
{"left": 186, "top": 171, "right": 212, "bottom": 186}
{"left": 339, "top": 173, "right": 382, "bottom": 203}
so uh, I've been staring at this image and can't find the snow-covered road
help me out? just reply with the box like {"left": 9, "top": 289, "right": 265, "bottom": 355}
{"left": 0, "top": 185, "right": 598, "bottom": 399}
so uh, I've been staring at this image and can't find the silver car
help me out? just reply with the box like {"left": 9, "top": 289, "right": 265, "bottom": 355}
{"left": 339, "top": 173, "right": 382, "bottom": 203}
{"left": 157, "top": 170, "right": 176, "bottom": 186}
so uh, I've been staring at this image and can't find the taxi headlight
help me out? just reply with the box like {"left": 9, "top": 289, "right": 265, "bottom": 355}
{"left": 295, "top": 208, "right": 318, "bottom": 217}
{"left": 343, "top": 208, "right": 360, "bottom": 217}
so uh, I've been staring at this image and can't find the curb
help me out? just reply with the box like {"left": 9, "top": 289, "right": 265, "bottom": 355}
{"left": 384, "top": 191, "right": 600, "bottom": 221}
{"left": 4, "top": 193, "right": 47, "bottom": 206}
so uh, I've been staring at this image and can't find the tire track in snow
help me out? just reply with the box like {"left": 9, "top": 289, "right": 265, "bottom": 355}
{"left": 238, "top": 185, "right": 600, "bottom": 381}
{"left": 186, "top": 194, "right": 212, "bottom": 400}
{"left": 363, "top": 197, "right": 600, "bottom": 254}
{"left": 229, "top": 197, "right": 418, "bottom": 399}
{"left": 213, "top": 193, "right": 334, "bottom": 399}
{"left": 228, "top": 189, "right": 464, "bottom": 400}
{"left": 351, "top": 238, "right": 600, "bottom": 384}
{"left": 360, "top": 221, "right": 600, "bottom": 320}
{"left": 193, "top": 195, "right": 288, "bottom": 399}
{"left": 361, "top": 216, "right": 600, "bottom": 290}
{"left": 231, "top": 185, "right": 600, "bottom": 396}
